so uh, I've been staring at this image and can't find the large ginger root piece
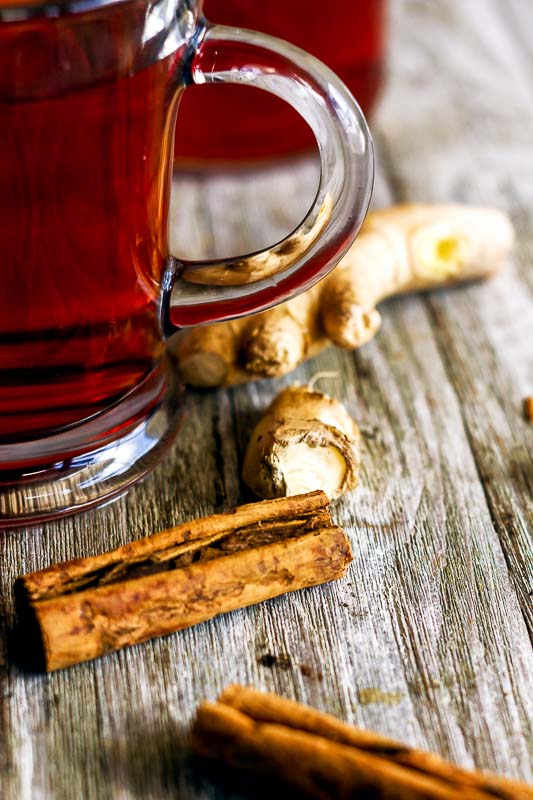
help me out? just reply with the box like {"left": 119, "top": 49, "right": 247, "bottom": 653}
{"left": 176, "top": 204, "right": 514, "bottom": 387}
{"left": 242, "top": 386, "right": 361, "bottom": 500}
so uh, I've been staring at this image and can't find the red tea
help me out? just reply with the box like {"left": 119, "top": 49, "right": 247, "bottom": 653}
{"left": 175, "top": 0, "right": 386, "bottom": 161}
{"left": 0, "top": 5, "right": 184, "bottom": 440}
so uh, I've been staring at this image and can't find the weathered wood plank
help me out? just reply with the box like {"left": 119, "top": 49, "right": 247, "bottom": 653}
{"left": 375, "top": 0, "right": 533, "bottom": 634}
{"left": 1, "top": 1, "right": 532, "bottom": 798}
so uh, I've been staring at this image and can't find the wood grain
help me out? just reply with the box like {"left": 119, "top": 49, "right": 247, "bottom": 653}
{"left": 1, "top": 0, "right": 532, "bottom": 797}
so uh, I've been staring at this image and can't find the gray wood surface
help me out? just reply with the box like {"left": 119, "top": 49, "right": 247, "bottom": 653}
{"left": 2, "top": 0, "right": 532, "bottom": 797}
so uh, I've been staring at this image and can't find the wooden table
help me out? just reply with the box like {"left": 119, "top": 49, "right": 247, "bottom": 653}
{"left": 2, "top": 1, "right": 532, "bottom": 796}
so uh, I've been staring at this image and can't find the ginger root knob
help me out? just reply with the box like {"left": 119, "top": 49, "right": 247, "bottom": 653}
{"left": 242, "top": 387, "right": 361, "bottom": 500}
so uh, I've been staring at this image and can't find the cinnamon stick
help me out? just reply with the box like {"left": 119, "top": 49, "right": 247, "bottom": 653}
{"left": 15, "top": 492, "right": 351, "bottom": 672}
{"left": 192, "top": 686, "right": 533, "bottom": 800}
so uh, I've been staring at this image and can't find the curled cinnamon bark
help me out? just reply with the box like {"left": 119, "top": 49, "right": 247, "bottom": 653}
{"left": 15, "top": 492, "right": 351, "bottom": 672}
{"left": 192, "top": 686, "right": 533, "bottom": 800}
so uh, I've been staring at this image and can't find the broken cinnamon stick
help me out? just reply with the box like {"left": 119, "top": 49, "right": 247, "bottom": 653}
{"left": 15, "top": 492, "right": 351, "bottom": 672}
{"left": 192, "top": 686, "right": 533, "bottom": 800}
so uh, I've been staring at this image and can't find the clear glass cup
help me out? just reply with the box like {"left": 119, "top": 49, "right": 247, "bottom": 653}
{"left": 175, "top": 0, "right": 387, "bottom": 162}
{"left": 0, "top": 0, "right": 373, "bottom": 525}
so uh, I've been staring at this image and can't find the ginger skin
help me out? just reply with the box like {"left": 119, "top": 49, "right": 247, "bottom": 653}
{"left": 242, "top": 387, "right": 361, "bottom": 501}
{"left": 175, "top": 204, "right": 514, "bottom": 387}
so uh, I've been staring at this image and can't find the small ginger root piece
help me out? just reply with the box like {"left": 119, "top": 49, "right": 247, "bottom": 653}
{"left": 175, "top": 204, "right": 514, "bottom": 387}
{"left": 241, "top": 290, "right": 327, "bottom": 378}
{"left": 242, "top": 386, "right": 360, "bottom": 500}
{"left": 174, "top": 319, "right": 250, "bottom": 388}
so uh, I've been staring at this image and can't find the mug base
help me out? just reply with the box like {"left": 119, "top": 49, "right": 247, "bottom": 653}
{"left": 0, "top": 358, "right": 185, "bottom": 528}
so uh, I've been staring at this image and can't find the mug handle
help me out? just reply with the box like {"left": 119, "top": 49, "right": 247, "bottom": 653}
{"left": 162, "top": 23, "right": 374, "bottom": 332}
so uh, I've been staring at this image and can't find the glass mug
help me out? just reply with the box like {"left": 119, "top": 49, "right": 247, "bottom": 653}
{"left": 176, "top": 0, "right": 386, "bottom": 161}
{"left": 0, "top": 0, "right": 373, "bottom": 525}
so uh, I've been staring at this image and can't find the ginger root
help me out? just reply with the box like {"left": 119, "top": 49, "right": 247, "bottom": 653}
{"left": 175, "top": 204, "right": 514, "bottom": 387}
{"left": 242, "top": 386, "right": 361, "bottom": 500}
